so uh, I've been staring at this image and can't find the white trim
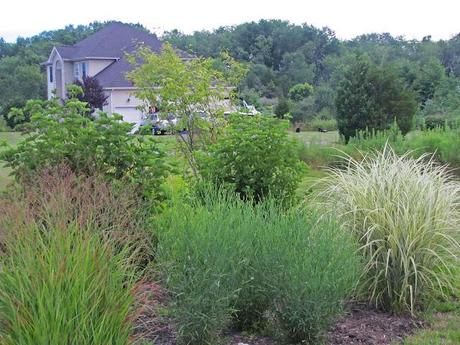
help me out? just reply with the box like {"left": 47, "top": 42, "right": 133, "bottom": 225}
{"left": 103, "top": 87, "right": 139, "bottom": 90}
{"left": 109, "top": 90, "right": 113, "bottom": 114}
{"left": 63, "top": 57, "right": 120, "bottom": 62}
{"left": 102, "top": 86, "right": 161, "bottom": 91}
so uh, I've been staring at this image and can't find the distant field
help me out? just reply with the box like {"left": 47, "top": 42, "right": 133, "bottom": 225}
{"left": 290, "top": 130, "right": 340, "bottom": 146}
{"left": 0, "top": 132, "right": 23, "bottom": 190}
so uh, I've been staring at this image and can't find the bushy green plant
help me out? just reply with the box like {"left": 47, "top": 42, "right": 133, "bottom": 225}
{"left": 0, "top": 223, "right": 137, "bottom": 345}
{"left": 348, "top": 122, "right": 406, "bottom": 154}
{"left": 198, "top": 115, "right": 303, "bottom": 203}
{"left": 288, "top": 83, "right": 313, "bottom": 101}
{"left": 305, "top": 117, "right": 338, "bottom": 131}
{"left": 405, "top": 127, "right": 460, "bottom": 168}
{"left": 157, "top": 190, "right": 360, "bottom": 344}
{"left": 264, "top": 205, "right": 360, "bottom": 343}
{"left": 0, "top": 95, "right": 169, "bottom": 203}
{"left": 320, "top": 146, "right": 460, "bottom": 314}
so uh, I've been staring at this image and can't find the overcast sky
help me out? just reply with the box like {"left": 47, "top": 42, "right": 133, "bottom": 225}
{"left": 2, "top": 0, "right": 460, "bottom": 42}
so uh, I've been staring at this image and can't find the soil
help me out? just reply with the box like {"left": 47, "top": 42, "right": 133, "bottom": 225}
{"left": 132, "top": 282, "right": 422, "bottom": 345}
{"left": 326, "top": 307, "right": 423, "bottom": 345}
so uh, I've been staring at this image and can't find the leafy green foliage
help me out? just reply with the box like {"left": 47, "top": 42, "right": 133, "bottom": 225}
{"left": 127, "top": 43, "right": 246, "bottom": 175}
{"left": 320, "top": 147, "right": 460, "bottom": 314}
{"left": 274, "top": 98, "right": 290, "bottom": 118}
{"left": 0, "top": 56, "right": 44, "bottom": 126}
{"left": 157, "top": 190, "right": 360, "bottom": 344}
{"left": 0, "top": 94, "right": 169, "bottom": 203}
{"left": 336, "top": 56, "right": 417, "bottom": 141}
{"left": 198, "top": 115, "right": 303, "bottom": 203}
{"left": 288, "top": 83, "right": 313, "bottom": 101}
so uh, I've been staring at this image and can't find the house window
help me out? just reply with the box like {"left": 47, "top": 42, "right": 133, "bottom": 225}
{"left": 81, "top": 62, "right": 88, "bottom": 79}
{"left": 49, "top": 66, "right": 53, "bottom": 83}
{"left": 74, "top": 63, "right": 80, "bottom": 80}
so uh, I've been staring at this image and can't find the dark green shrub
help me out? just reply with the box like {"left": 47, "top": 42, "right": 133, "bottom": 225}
{"left": 198, "top": 115, "right": 303, "bottom": 203}
{"left": 156, "top": 190, "right": 361, "bottom": 344}
{"left": 0, "top": 95, "right": 169, "bottom": 204}
{"left": 336, "top": 56, "right": 417, "bottom": 141}
{"left": 423, "top": 114, "right": 448, "bottom": 129}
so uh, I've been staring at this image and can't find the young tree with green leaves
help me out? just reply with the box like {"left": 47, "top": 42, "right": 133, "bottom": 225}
{"left": 288, "top": 83, "right": 313, "bottom": 101}
{"left": 127, "top": 43, "right": 246, "bottom": 176}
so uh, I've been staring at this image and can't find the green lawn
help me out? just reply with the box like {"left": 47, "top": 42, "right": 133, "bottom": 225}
{"left": 290, "top": 130, "right": 340, "bottom": 146}
{"left": 402, "top": 301, "right": 460, "bottom": 344}
{"left": 0, "top": 131, "right": 23, "bottom": 190}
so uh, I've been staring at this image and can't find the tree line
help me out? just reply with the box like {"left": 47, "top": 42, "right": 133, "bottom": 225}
{"left": 2, "top": 19, "right": 460, "bottom": 131}
{"left": 164, "top": 20, "right": 460, "bottom": 127}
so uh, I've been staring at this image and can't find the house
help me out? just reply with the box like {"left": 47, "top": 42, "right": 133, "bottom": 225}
{"left": 41, "top": 22, "right": 192, "bottom": 130}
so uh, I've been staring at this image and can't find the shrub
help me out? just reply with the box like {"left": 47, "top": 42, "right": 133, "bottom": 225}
{"left": 405, "top": 127, "right": 460, "bottom": 168}
{"left": 0, "top": 222, "right": 136, "bottom": 345}
{"left": 0, "top": 95, "right": 169, "bottom": 204}
{"left": 320, "top": 146, "right": 460, "bottom": 314}
{"left": 264, "top": 205, "right": 360, "bottom": 343}
{"left": 288, "top": 83, "right": 313, "bottom": 102}
{"left": 305, "top": 117, "right": 338, "bottom": 131}
{"left": 157, "top": 190, "right": 360, "bottom": 344}
{"left": 198, "top": 115, "right": 303, "bottom": 203}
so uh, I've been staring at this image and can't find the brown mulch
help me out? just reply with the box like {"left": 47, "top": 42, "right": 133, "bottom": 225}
{"left": 132, "top": 282, "right": 423, "bottom": 345}
{"left": 326, "top": 307, "right": 423, "bottom": 345}
{"left": 131, "top": 280, "right": 176, "bottom": 345}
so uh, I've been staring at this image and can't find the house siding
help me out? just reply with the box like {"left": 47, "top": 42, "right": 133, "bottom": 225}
{"left": 88, "top": 59, "right": 114, "bottom": 76}
{"left": 103, "top": 89, "right": 145, "bottom": 132}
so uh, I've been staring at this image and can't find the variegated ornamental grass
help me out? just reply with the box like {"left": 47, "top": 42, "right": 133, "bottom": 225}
{"left": 320, "top": 145, "right": 460, "bottom": 314}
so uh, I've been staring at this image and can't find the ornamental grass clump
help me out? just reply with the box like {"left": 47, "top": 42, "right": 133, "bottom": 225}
{"left": 320, "top": 145, "right": 460, "bottom": 314}
{"left": 157, "top": 189, "right": 360, "bottom": 344}
{"left": 0, "top": 224, "right": 137, "bottom": 345}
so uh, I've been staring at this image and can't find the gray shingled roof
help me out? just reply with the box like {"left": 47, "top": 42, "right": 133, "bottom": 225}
{"left": 56, "top": 22, "right": 163, "bottom": 59}
{"left": 94, "top": 57, "right": 134, "bottom": 87}
{"left": 49, "top": 22, "right": 194, "bottom": 88}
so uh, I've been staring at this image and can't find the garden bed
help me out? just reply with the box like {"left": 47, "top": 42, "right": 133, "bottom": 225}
{"left": 326, "top": 307, "right": 423, "bottom": 345}
{"left": 133, "top": 282, "right": 423, "bottom": 345}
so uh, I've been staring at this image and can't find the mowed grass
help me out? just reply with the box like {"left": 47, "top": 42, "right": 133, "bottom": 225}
{"left": 290, "top": 130, "right": 340, "bottom": 146}
{"left": 0, "top": 132, "right": 23, "bottom": 190}
{"left": 402, "top": 301, "right": 460, "bottom": 344}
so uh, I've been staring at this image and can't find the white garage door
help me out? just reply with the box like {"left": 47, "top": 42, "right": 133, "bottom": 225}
{"left": 114, "top": 107, "right": 143, "bottom": 133}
